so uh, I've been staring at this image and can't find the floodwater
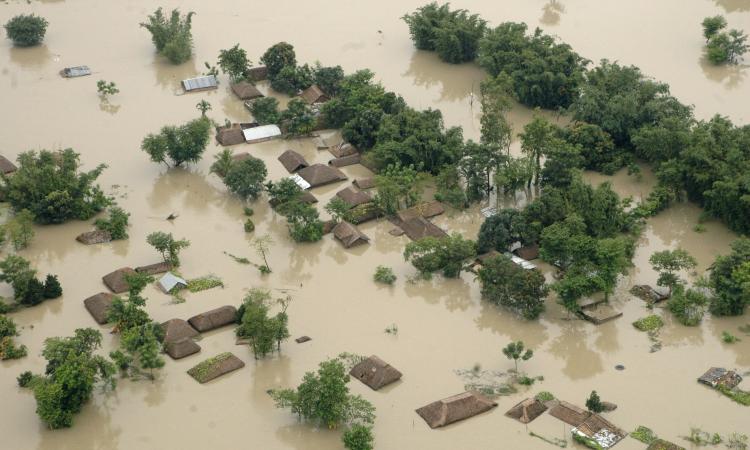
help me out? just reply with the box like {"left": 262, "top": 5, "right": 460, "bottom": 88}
{"left": 1, "top": 1, "right": 749, "bottom": 449}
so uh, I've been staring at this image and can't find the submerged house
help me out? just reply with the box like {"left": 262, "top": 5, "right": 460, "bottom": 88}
{"left": 332, "top": 221, "right": 370, "bottom": 248}
{"left": 135, "top": 261, "right": 172, "bottom": 276}
{"left": 398, "top": 217, "right": 448, "bottom": 241}
{"left": 188, "top": 305, "right": 238, "bottom": 332}
{"left": 353, "top": 177, "right": 375, "bottom": 190}
{"left": 246, "top": 66, "right": 268, "bottom": 82}
{"left": 314, "top": 135, "right": 335, "bottom": 150}
{"left": 505, "top": 398, "right": 548, "bottom": 424}
{"left": 336, "top": 186, "right": 372, "bottom": 209}
{"left": 0, "top": 155, "right": 18, "bottom": 175}
{"left": 300, "top": 84, "right": 329, "bottom": 104}
{"left": 349, "top": 355, "right": 402, "bottom": 390}
{"left": 158, "top": 272, "right": 187, "bottom": 293}
{"left": 102, "top": 267, "right": 137, "bottom": 294}
{"left": 330, "top": 143, "right": 358, "bottom": 158}
{"left": 278, "top": 149, "right": 309, "bottom": 173}
{"left": 298, "top": 164, "right": 347, "bottom": 188}
{"left": 83, "top": 292, "right": 115, "bottom": 324}
{"left": 60, "top": 66, "right": 91, "bottom": 78}
{"left": 329, "top": 153, "right": 361, "bottom": 168}
{"left": 216, "top": 123, "right": 258, "bottom": 146}
{"left": 698, "top": 367, "right": 743, "bottom": 389}
{"left": 396, "top": 201, "right": 445, "bottom": 222}
{"left": 416, "top": 391, "right": 497, "bottom": 429}
{"left": 76, "top": 230, "right": 112, "bottom": 245}
{"left": 161, "top": 319, "right": 199, "bottom": 344}
{"left": 243, "top": 124, "right": 282, "bottom": 144}
{"left": 230, "top": 81, "right": 264, "bottom": 100}
{"left": 572, "top": 414, "right": 626, "bottom": 449}
{"left": 181, "top": 75, "right": 218, "bottom": 92}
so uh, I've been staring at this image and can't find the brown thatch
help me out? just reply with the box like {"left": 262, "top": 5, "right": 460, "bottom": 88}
{"left": 161, "top": 319, "right": 199, "bottom": 344}
{"left": 322, "top": 219, "right": 337, "bottom": 235}
{"left": 416, "top": 391, "right": 497, "bottom": 429}
{"left": 84, "top": 292, "right": 115, "bottom": 324}
{"left": 353, "top": 178, "right": 375, "bottom": 190}
{"left": 298, "top": 164, "right": 347, "bottom": 187}
{"left": 231, "top": 81, "right": 264, "bottom": 100}
{"left": 295, "top": 336, "right": 311, "bottom": 343}
{"left": 0, "top": 155, "right": 17, "bottom": 174}
{"left": 300, "top": 192, "right": 318, "bottom": 204}
{"left": 580, "top": 304, "right": 623, "bottom": 325}
{"left": 232, "top": 152, "right": 251, "bottom": 162}
{"left": 188, "top": 305, "right": 238, "bottom": 332}
{"left": 514, "top": 244, "right": 539, "bottom": 260}
{"left": 187, "top": 352, "right": 245, "bottom": 383}
{"left": 300, "top": 84, "right": 329, "bottom": 104}
{"left": 246, "top": 66, "right": 268, "bottom": 82}
{"left": 350, "top": 355, "right": 402, "bottom": 390}
{"left": 647, "top": 439, "right": 686, "bottom": 450}
{"left": 76, "top": 230, "right": 112, "bottom": 245}
{"left": 329, "top": 143, "right": 358, "bottom": 158}
{"left": 349, "top": 203, "right": 379, "bottom": 225}
{"left": 102, "top": 267, "right": 137, "bottom": 294}
{"left": 399, "top": 217, "right": 448, "bottom": 241}
{"left": 333, "top": 221, "right": 370, "bottom": 248}
{"left": 329, "top": 153, "right": 361, "bottom": 168}
{"left": 548, "top": 400, "right": 589, "bottom": 427}
{"left": 336, "top": 186, "right": 372, "bottom": 208}
{"left": 397, "top": 201, "right": 445, "bottom": 222}
{"left": 135, "top": 261, "right": 172, "bottom": 276}
{"left": 216, "top": 124, "right": 247, "bottom": 146}
{"left": 630, "top": 285, "right": 670, "bottom": 303}
{"left": 165, "top": 337, "right": 201, "bottom": 360}
{"left": 278, "top": 150, "right": 309, "bottom": 173}
{"left": 505, "top": 398, "right": 547, "bottom": 424}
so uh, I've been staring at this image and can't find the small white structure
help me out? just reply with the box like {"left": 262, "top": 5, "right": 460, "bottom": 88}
{"left": 181, "top": 75, "right": 218, "bottom": 92}
{"left": 480, "top": 205, "right": 498, "bottom": 218}
{"left": 243, "top": 124, "right": 282, "bottom": 144}
{"left": 60, "top": 66, "right": 91, "bottom": 78}
{"left": 506, "top": 253, "right": 537, "bottom": 270}
{"left": 289, "top": 173, "right": 311, "bottom": 190}
{"left": 159, "top": 272, "right": 188, "bottom": 293}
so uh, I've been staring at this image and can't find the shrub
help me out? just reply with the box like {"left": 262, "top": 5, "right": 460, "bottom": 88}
{"left": 630, "top": 426, "right": 657, "bottom": 444}
{"left": 243, "top": 207, "right": 254, "bottom": 216}
{"left": 94, "top": 207, "right": 130, "bottom": 240}
{"left": 4, "top": 14, "right": 48, "bottom": 47}
{"left": 96, "top": 80, "right": 119, "bottom": 97}
{"left": 668, "top": 286, "right": 708, "bottom": 326}
{"left": 17, "top": 371, "right": 34, "bottom": 387}
{"left": 585, "top": 390, "right": 604, "bottom": 413}
{"left": 0, "top": 336, "right": 27, "bottom": 360}
{"left": 244, "top": 219, "right": 255, "bottom": 233}
{"left": 342, "top": 424, "right": 374, "bottom": 450}
{"left": 43, "top": 275, "right": 63, "bottom": 299}
{"left": 722, "top": 331, "right": 740, "bottom": 343}
{"left": 140, "top": 8, "right": 194, "bottom": 64}
{"left": 373, "top": 266, "right": 396, "bottom": 285}
{"left": 632, "top": 315, "right": 664, "bottom": 332}
{"left": 534, "top": 391, "right": 555, "bottom": 402}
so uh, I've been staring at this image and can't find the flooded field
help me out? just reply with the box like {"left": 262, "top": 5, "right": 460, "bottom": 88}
{"left": 1, "top": 1, "right": 748, "bottom": 449}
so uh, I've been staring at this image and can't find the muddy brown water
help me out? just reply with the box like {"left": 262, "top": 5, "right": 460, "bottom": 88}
{"left": 1, "top": 1, "right": 749, "bottom": 449}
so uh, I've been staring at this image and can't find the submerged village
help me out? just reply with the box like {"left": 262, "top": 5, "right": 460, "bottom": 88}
{"left": 1, "top": 1, "right": 749, "bottom": 450}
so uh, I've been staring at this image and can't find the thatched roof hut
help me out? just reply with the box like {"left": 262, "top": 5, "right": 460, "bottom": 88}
{"left": 0, "top": 155, "right": 18, "bottom": 174}
{"left": 349, "top": 355, "right": 402, "bottom": 390}
{"left": 216, "top": 124, "right": 250, "bottom": 146}
{"left": 165, "top": 337, "right": 201, "bottom": 360}
{"left": 76, "top": 230, "right": 112, "bottom": 245}
{"left": 187, "top": 352, "right": 245, "bottom": 383}
{"left": 298, "top": 164, "right": 347, "bottom": 188}
{"left": 333, "top": 222, "right": 370, "bottom": 248}
{"left": 246, "top": 66, "right": 268, "bottom": 82}
{"left": 505, "top": 398, "right": 548, "bottom": 424}
{"left": 188, "top": 305, "right": 238, "bottom": 332}
{"left": 398, "top": 217, "right": 448, "bottom": 241}
{"left": 84, "top": 292, "right": 115, "bottom": 324}
{"left": 349, "top": 203, "right": 379, "bottom": 224}
{"left": 548, "top": 400, "right": 589, "bottom": 427}
{"left": 329, "top": 143, "right": 358, "bottom": 158}
{"left": 416, "top": 391, "right": 497, "bottom": 429}
{"left": 278, "top": 150, "right": 309, "bottom": 173}
{"left": 573, "top": 413, "right": 626, "bottom": 449}
{"left": 647, "top": 439, "right": 686, "bottom": 450}
{"left": 322, "top": 219, "right": 337, "bottom": 235}
{"left": 102, "top": 267, "right": 137, "bottom": 294}
{"left": 336, "top": 186, "right": 372, "bottom": 208}
{"left": 329, "top": 153, "right": 361, "bottom": 168}
{"left": 231, "top": 81, "right": 264, "bottom": 100}
{"left": 698, "top": 367, "right": 743, "bottom": 389}
{"left": 300, "top": 84, "right": 329, "bottom": 104}
{"left": 514, "top": 244, "right": 539, "bottom": 260}
{"left": 353, "top": 178, "right": 375, "bottom": 190}
{"left": 161, "top": 319, "right": 199, "bottom": 344}
{"left": 397, "top": 201, "right": 445, "bottom": 222}
{"left": 135, "top": 261, "right": 172, "bottom": 276}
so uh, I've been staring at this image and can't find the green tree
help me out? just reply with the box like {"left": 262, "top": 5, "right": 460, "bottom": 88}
{"left": 592, "top": 237, "right": 632, "bottom": 302}
{"left": 520, "top": 114, "right": 557, "bottom": 185}
{"left": 403, "top": 233, "right": 476, "bottom": 278}
{"left": 476, "top": 208, "right": 524, "bottom": 254}
{"left": 668, "top": 284, "right": 709, "bottom": 326}
{"left": 94, "top": 207, "right": 130, "bottom": 240}
{"left": 260, "top": 42, "right": 297, "bottom": 79}
{"left": 4, "top": 14, "right": 48, "bottom": 47}
{"left": 223, "top": 156, "right": 268, "bottom": 200}
{"left": 459, "top": 141, "right": 504, "bottom": 201}
{"left": 402, "top": 2, "right": 452, "bottom": 50}
{"left": 280, "top": 98, "right": 316, "bottom": 136}
{"left": 478, "top": 255, "right": 549, "bottom": 320}
{"left": 434, "top": 165, "right": 468, "bottom": 209}
{"left": 96, "top": 80, "right": 119, "bottom": 98}
{"left": 218, "top": 44, "right": 251, "bottom": 82}
{"left": 502, "top": 341, "right": 533, "bottom": 372}
{"left": 106, "top": 272, "right": 153, "bottom": 332}
{"left": 709, "top": 237, "right": 750, "bottom": 316}
{"left": 6, "top": 209, "right": 35, "bottom": 250}
{"left": 236, "top": 289, "right": 290, "bottom": 359}
{"left": 373, "top": 164, "right": 424, "bottom": 215}
{"left": 140, "top": 8, "right": 194, "bottom": 64}
{"left": 343, "top": 424, "right": 375, "bottom": 450}
{"left": 43, "top": 274, "right": 63, "bottom": 299}
{"left": 564, "top": 122, "right": 621, "bottom": 174}
{"left": 110, "top": 323, "right": 164, "bottom": 380}
{"left": 285, "top": 201, "right": 324, "bottom": 242}
{"left": 249, "top": 97, "right": 280, "bottom": 125}
{"left": 702, "top": 15, "right": 727, "bottom": 42}
{"left": 146, "top": 232, "right": 190, "bottom": 267}
{"left": 209, "top": 148, "right": 235, "bottom": 179}
{"left": 252, "top": 234, "right": 273, "bottom": 273}
{"left": 0, "top": 315, "right": 27, "bottom": 360}
{"left": 540, "top": 139, "right": 584, "bottom": 189}
{"left": 266, "top": 178, "right": 304, "bottom": 211}
{"left": 195, "top": 99, "right": 211, "bottom": 117}
{"left": 325, "top": 197, "right": 353, "bottom": 223}
{"left": 314, "top": 64, "right": 345, "bottom": 96}
{"left": 269, "top": 64, "right": 314, "bottom": 95}
{"left": 1, "top": 149, "right": 109, "bottom": 224}
{"left": 707, "top": 28, "right": 749, "bottom": 64}
{"left": 649, "top": 249, "right": 698, "bottom": 295}
{"left": 585, "top": 391, "right": 604, "bottom": 413}
{"left": 141, "top": 117, "right": 211, "bottom": 167}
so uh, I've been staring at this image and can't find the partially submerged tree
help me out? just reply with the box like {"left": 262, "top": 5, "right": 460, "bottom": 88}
{"left": 502, "top": 340, "right": 533, "bottom": 372}
{"left": 146, "top": 232, "right": 190, "bottom": 267}
{"left": 325, "top": 197, "right": 353, "bottom": 224}
{"left": 478, "top": 255, "right": 549, "bottom": 320}
{"left": 0, "top": 315, "right": 27, "bottom": 360}
{"left": 236, "top": 289, "right": 290, "bottom": 358}
{"left": 280, "top": 98, "right": 316, "bottom": 136}
{"left": 706, "top": 28, "right": 749, "bottom": 64}
{"left": 403, "top": 3, "right": 487, "bottom": 63}
{"left": 0, "top": 255, "right": 62, "bottom": 307}
{"left": 96, "top": 80, "right": 119, "bottom": 98}
{"left": 4, "top": 14, "right": 48, "bottom": 47}
{"left": 403, "top": 233, "right": 476, "bottom": 278}
{"left": 110, "top": 322, "right": 165, "bottom": 380}
{"left": 106, "top": 272, "right": 153, "bottom": 332}
{"left": 218, "top": 44, "right": 252, "bottom": 82}
{"left": 209, "top": 148, "right": 234, "bottom": 179}
{"left": 5, "top": 209, "right": 35, "bottom": 250}
{"left": 285, "top": 201, "right": 324, "bottom": 243}
{"left": 668, "top": 284, "right": 709, "bottom": 326}
{"left": 140, "top": 8, "right": 195, "bottom": 64}
{"left": 222, "top": 155, "right": 268, "bottom": 200}
{"left": 260, "top": 42, "right": 297, "bottom": 79}
{"left": 585, "top": 391, "right": 604, "bottom": 413}
{"left": 94, "top": 207, "right": 130, "bottom": 240}
{"left": 252, "top": 234, "right": 273, "bottom": 274}
{"left": 709, "top": 237, "right": 750, "bottom": 316}
{"left": 373, "top": 163, "right": 424, "bottom": 215}
{"left": 702, "top": 15, "right": 728, "bottom": 42}
{"left": 195, "top": 99, "right": 211, "bottom": 117}
{"left": 249, "top": 97, "right": 281, "bottom": 125}
{"left": 141, "top": 117, "right": 212, "bottom": 167}
{"left": 314, "top": 64, "right": 345, "bottom": 96}
{"left": 342, "top": 424, "right": 375, "bottom": 450}
{"left": 648, "top": 248, "right": 697, "bottom": 295}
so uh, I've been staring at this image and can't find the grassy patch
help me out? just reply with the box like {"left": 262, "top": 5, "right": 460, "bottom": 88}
{"left": 187, "top": 276, "right": 224, "bottom": 293}
{"left": 633, "top": 315, "right": 664, "bottom": 332}
{"left": 224, "top": 251, "right": 251, "bottom": 265}
{"left": 187, "top": 352, "right": 233, "bottom": 383}
{"left": 722, "top": 331, "right": 740, "bottom": 343}
{"left": 529, "top": 431, "right": 567, "bottom": 448}
{"left": 631, "top": 425, "right": 658, "bottom": 444}
{"left": 718, "top": 385, "right": 750, "bottom": 406}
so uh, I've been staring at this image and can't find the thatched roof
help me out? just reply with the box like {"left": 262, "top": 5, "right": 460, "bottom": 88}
{"left": 647, "top": 439, "right": 686, "bottom": 450}
{"left": 231, "top": 81, "right": 264, "bottom": 100}
{"left": 83, "top": 292, "right": 115, "bottom": 324}
{"left": 298, "top": 164, "right": 347, "bottom": 188}
{"left": 698, "top": 367, "right": 743, "bottom": 389}
{"left": 102, "top": 267, "right": 137, "bottom": 294}
{"left": 187, "top": 352, "right": 245, "bottom": 383}
{"left": 76, "top": 230, "right": 112, "bottom": 245}
{"left": 630, "top": 285, "right": 670, "bottom": 303}
{"left": 161, "top": 319, "right": 199, "bottom": 344}
{"left": 188, "top": 305, "right": 238, "bottom": 332}
{"left": 216, "top": 124, "right": 247, "bottom": 146}
{"left": 300, "top": 84, "right": 329, "bottom": 104}
{"left": 336, "top": 186, "right": 372, "bottom": 208}
{"left": 135, "top": 261, "right": 172, "bottom": 276}
{"left": 353, "top": 178, "right": 375, "bottom": 190}
{"left": 322, "top": 219, "right": 337, "bottom": 235}
{"left": 246, "top": 66, "right": 268, "bottom": 82}
{"left": 165, "top": 337, "right": 201, "bottom": 360}
{"left": 349, "top": 203, "right": 379, "bottom": 225}
{"left": 416, "top": 391, "right": 497, "bottom": 429}
{"left": 329, "top": 153, "right": 361, "bottom": 168}
{"left": 548, "top": 400, "right": 589, "bottom": 427}
{"left": 398, "top": 217, "right": 448, "bottom": 241}
{"left": 505, "top": 398, "right": 547, "bottom": 424}
{"left": 0, "top": 155, "right": 17, "bottom": 174}
{"left": 278, "top": 150, "right": 309, "bottom": 173}
{"left": 349, "top": 355, "right": 402, "bottom": 390}
{"left": 397, "top": 201, "right": 445, "bottom": 222}
{"left": 514, "top": 244, "right": 539, "bottom": 260}
{"left": 333, "top": 221, "right": 370, "bottom": 248}
{"left": 573, "top": 413, "right": 626, "bottom": 448}
{"left": 295, "top": 336, "right": 312, "bottom": 343}
{"left": 329, "top": 143, "right": 358, "bottom": 158}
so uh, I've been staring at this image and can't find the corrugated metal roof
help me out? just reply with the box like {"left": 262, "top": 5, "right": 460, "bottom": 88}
{"left": 181, "top": 75, "right": 218, "bottom": 92}
{"left": 159, "top": 272, "right": 188, "bottom": 293}
{"left": 243, "top": 124, "right": 281, "bottom": 143}
{"left": 61, "top": 66, "right": 91, "bottom": 77}
{"left": 289, "top": 174, "right": 311, "bottom": 190}
{"left": 506, "top": 253, "right": 537, "bottom": 270}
